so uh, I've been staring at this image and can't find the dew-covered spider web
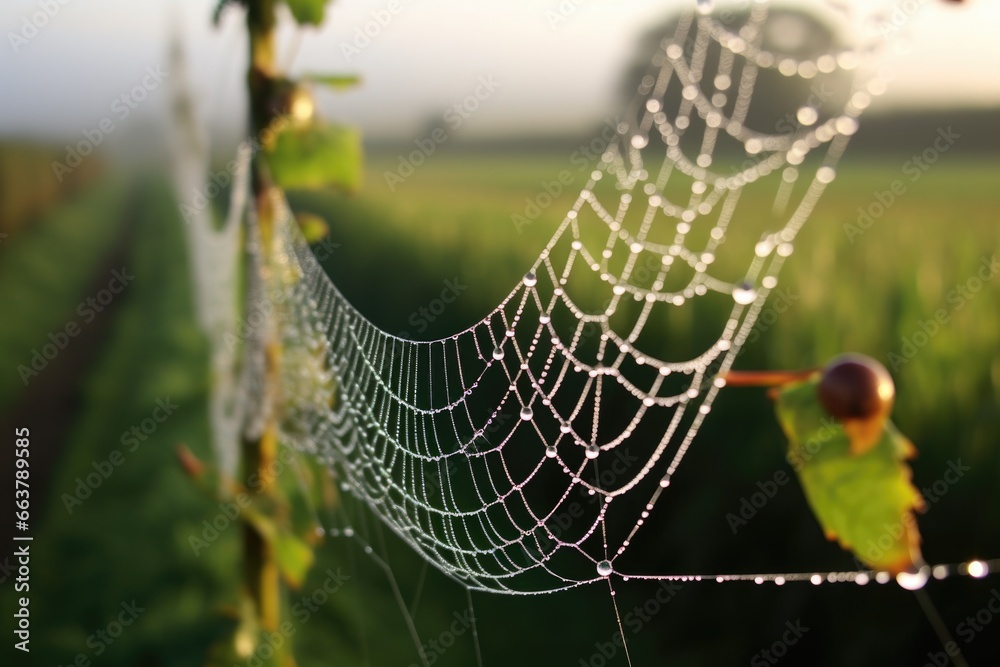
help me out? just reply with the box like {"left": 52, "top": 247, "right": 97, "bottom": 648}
{"left": 213, "top": 0, "right": 998, "bottom": 601}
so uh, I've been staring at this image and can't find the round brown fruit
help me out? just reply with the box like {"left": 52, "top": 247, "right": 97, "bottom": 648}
{"left": 817, "top": 354, "right": 894, "bottom": 421}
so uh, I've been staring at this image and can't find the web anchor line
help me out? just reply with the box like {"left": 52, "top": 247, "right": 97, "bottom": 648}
{"left": 245, "top": 1, "right": 999, "bottom": 595}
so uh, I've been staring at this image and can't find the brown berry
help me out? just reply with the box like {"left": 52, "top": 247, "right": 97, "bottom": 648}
{"left": 817, "top": 354, "right": 894, "bottom": 421}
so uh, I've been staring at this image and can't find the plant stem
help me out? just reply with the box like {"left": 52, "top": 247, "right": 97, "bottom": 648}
{"left": 244, "top": 0, "right": 281, "bottom": 640}
{"left": 721, "top": 368, "right": 817, "bottom": 387}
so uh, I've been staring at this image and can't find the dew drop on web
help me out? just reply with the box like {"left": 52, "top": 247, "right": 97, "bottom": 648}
{"left": 896, "top": 568, "right": 929, "bottom": 591}
{"left": 732, "top": 282, "right": 757, "bottom": 305}
{"left": 796, "top": 106, "right": 819, "bottom": 126}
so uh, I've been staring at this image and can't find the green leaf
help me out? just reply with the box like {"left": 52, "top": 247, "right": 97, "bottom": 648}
{"left": 266, "top": 123, "right": 362, "bottom": 193}
{"left": 295, "top": 212, "right": 330, "bottom": 243}
{"left": 304, "top": 73, "right": 362, "bottom": 91}
{"left": 284, "top": 0, "right": 326, "bottom": 25}
{"left": 775, "top": 376, "right": 924, "bottom": 574}
{"left": 243, "top": 508, "right": 316, "bottom": 588}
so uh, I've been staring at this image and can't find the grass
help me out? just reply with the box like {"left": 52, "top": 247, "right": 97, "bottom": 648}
{"left": 295, "top": 150, "right": 1000, "bottom": 450}
{"left": 2, "top": 147, "right": 998, "bottom": 666}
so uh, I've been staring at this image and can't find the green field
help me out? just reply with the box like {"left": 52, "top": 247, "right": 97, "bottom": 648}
{"left": 2, "top": 148, "right": 998, "bottom": 666}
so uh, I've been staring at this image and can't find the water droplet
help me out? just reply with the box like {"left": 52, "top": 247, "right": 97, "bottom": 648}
{"left": 896, "top": 568, "right": 929, "bottom": 591}
{"left": 539, "top": 314, "right": 551, "bottom": 324}
{"left": 631, "top": 135, "right": 648, "bottom": 149}
{"left": 932, "top": 565, "right": 949, "bottom": 580}
{"left": 810, "top": 574, "right": 823, "bottom": 585}
{"left": 492, "top": 346, "right": 504, "bottom": 360}
{"left": 755, "top": 240, "right": 773, "bottom": 257}
{"left": 343, "top": 526, "right": 355, "bottom": 537}
{"left": 835, "top": 116, "right": 859, "bottom": 136}
{"left": 875, "top": 571, "right": 891, "bottom": 584}
{"left": 659, "top": 475, "right": 671, "bottom": 488}
{"left": 967, "top": 560, "right": 988, "bottom": 578}
{"left": 816, "top": 166, "right": 837, "bottom": 184}
{"left": 732, "top": 283, "right": 757, "bottom": 305}
{"left": 560, "top": 423, "right": 572, "bottom": 434}
{"left": 796, "top": 106, "right": 819, "bottom": 126}
{"left": 855, "top": 573, "right": 870, "bottom": 585}
{"left": 754, "top": 577, "right": 764, "bottom": 585}
{"left": 545, "top": 446, "right": 558, "bottom": 458}
{"left": 585, "top": 444, "right": 600, "bottom": 459}
{"left": 523, "top": 272, "right": 538, "bottom": 287}
{"left": 774, "top": 576, "right": 785, "bottom": 586}
{"left": 520, "top": 407, "right": 534, "bottom": 421}
{"left": 597, "top": 560, "right": 613, "bottom": 577}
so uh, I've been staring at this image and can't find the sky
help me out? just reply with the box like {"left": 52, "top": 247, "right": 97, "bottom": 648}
{"left": 0, "top": 0, "right": 997, "bottom": 144}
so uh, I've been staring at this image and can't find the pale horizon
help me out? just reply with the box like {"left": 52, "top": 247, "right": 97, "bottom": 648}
{"left": 1, "top": 0, "right": 996, "bottom": 146}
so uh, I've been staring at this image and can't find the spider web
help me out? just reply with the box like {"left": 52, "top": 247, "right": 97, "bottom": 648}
{"left": 224, "top": 1, "right": 992, "bottom": 596}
